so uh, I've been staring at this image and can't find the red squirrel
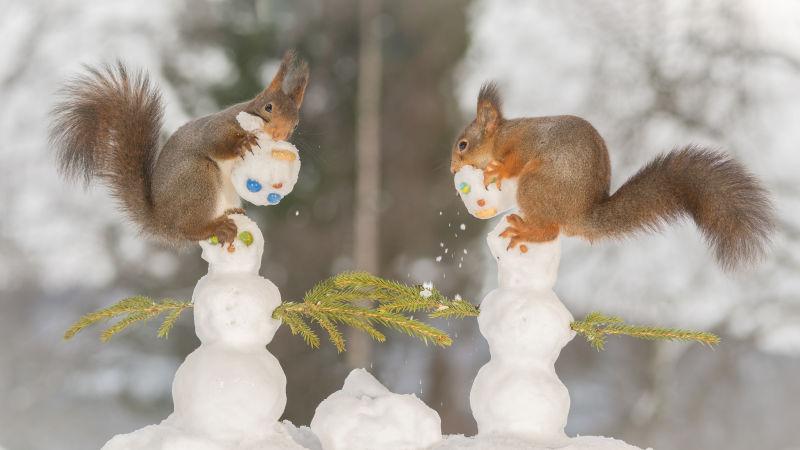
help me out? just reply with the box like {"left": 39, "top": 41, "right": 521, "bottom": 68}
{"left": 50, "top": 50, "right": 309, "bottom": 245}
{"left": 451, "top": 82, "right": 774, "bottom": 270}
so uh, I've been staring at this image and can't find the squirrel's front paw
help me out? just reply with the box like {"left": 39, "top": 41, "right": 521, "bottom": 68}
{"left": 233, "top": 131, "right": 259, "bottom": 158}
{"left": 483, "top": 160, "right": 505, "bottom": 188}
{"left": 211, "top": 217, "right": 238, "bottom": 244}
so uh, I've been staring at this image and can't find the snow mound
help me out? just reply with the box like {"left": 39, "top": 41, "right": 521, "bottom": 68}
{"left": 431, "top": 434, "right": 648, "bottom": 450}
{"left": 102, "top": 418, "right": 307, "bottom": 450}
{"left": 231, "top": 112, "right": 301, "bottom": 207}
{"left": 453, "top": 165, "right": 518, "bottom": 219}
{"left": 310, "top": 369, "right": 442, "bottom": 450}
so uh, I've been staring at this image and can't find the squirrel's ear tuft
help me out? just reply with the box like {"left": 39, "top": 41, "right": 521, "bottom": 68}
{"left": 283, "top": 54, "right": 309, "bottom": 107}
{"left": 477, "top": 81, "right": 502, "bottom": 134}
{"left": 267, "top": 50, "right": 297, "bottom": 92}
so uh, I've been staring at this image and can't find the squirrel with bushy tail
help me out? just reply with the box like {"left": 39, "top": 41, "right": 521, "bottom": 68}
{"left": 451, "top": 82, "right": 775, "bottom": 270}
{"left": 50, "top": 50, "right": 309, "bottom": 245}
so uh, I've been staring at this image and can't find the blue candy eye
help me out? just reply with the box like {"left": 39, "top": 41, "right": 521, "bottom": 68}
{"left": 246, "top": 179, "right": 262, "bottom": 192}
{"left": 267, "top": 193, "right": 282, "bottom": 204}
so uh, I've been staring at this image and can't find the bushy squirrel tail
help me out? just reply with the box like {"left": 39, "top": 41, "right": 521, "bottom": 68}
{"left": 50, "top": 62, "right": 163, "bottom": 234}
{"left": 582, "top": 145, "right": 774, "bottom": 271}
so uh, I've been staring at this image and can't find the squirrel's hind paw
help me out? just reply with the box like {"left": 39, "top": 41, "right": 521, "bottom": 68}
{"left": 500, "top": 214, "right": 559, "bottom": 249}
{"left": 211, "top": 217, "right": 238, "bottom": 244}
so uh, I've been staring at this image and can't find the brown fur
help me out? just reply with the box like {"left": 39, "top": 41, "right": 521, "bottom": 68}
{"left": 50, "top": 51, "right": 309, "bottom": 245}
{"left": 451, "top": 82, "right": 775, "bottom": 271}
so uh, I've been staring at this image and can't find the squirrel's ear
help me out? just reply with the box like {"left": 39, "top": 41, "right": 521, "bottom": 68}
{"left": 476, "top": 81, "right": 502, "bottom": 135}
{"left": 284, "top": 58, "right": 309, "bottom": 107}
{"left": 267, "top": 50, "right": 294, "bottom": 93}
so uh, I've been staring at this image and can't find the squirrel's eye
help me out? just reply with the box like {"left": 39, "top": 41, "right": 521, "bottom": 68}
{"left": 246, "top": 179, "right": 262, "bottom": 192}
{"left": 458, "top": 140, "right": 468, "bottom": 151}
{"left": 265, "top": 103, "right": 273, "bottom": 113}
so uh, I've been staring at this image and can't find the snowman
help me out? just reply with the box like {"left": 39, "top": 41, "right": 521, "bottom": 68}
{"left": 450, "top": 166, "right": 645, "bottom": 450}
{"left": 102, "top": 215, "right": 306, "bottom": 449}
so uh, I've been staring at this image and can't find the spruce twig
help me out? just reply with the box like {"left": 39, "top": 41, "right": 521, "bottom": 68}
{"left": 64, "top": 296, "right": 192, "bottom": 342}
{"left": 64, "top": 272, "right": 478, "bottom": 352}
{"left": 271, "top": 272, "right": 477, "bottom": 352}
{"left": 571, "top": 311, "right": 720, "bottom": 351}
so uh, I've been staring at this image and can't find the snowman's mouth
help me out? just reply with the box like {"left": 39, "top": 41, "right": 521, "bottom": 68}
{"left": 475, "top": 208, "right": 497, "bottom": 219}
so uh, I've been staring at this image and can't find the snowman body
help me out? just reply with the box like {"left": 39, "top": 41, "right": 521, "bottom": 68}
{"left": 454, "top": 166, "right": 576, "bottom": 444}
{"left": 470, "top": 225, "right": 574, "bottom": 444}
{"left": 102, "top": 216, "right": 302, "bottom": 450}
{"left": 171, "top": 272, "right": 286, "bottom": 442}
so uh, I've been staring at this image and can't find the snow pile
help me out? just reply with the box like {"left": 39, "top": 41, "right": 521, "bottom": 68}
{"left": 432, "top": 434, "right": 647, "bottom": 450}
{"left": 102, "top": 215, "right": 305, "bottom": 450}
{"left": 453, "top": 165, "right": 518, "bottom": 219}
{"left": 310, "top": 369, "right": 442, "bottom": 450}
{"left": 231, "top": 112, "right": 301, "bottom": 206}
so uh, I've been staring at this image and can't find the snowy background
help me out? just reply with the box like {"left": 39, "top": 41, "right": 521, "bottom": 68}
{"left": 0, "top": 1, "right": 798, "bottom": 449}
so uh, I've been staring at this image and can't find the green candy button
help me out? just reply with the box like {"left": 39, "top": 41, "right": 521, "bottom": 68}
{"left": 238, "top": 231, "right": 254, "bottom": 246}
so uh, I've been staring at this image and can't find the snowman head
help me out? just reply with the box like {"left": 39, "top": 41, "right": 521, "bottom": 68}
{"left": 486, "top": 214, "right": 561, "bottom": 290}
{"left": 199, "top": 215, "right": 264, "bottom": 275}
{"left": 453, "top": 165, "right": 518, "bottom": 219}
{"left": 231, "top": 112, "right": 301, "bottom": 207}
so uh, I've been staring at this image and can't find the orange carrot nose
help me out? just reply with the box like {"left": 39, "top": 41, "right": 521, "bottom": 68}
{"left": 272, "top": 182, "right": 283, "bottom": 189}
{"left": 477, "top": 199, "right": 486, "bottom": 207}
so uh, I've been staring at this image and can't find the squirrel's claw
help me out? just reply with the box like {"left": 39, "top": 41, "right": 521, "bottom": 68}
{"left": 233, "top": 131, "right": 259, "bottom": 159}
{"left": 224, "top": 207, "right": 246, "bottom": 216}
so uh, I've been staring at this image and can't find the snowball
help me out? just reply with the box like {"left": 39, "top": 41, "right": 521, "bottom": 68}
{"left": 310, "top": 369, "right": 442, "bottom": 450}
{"left": 486, "top": 215, "right": 561, "bottom": 291}
{"left": 199, "top": 214, "right": 264, "bottom": 275}
{"left": 231, "top": 112, "right": 301, "bottom": 207}
{"left": 453, "top": 165, "right": 518, "bottom": 219}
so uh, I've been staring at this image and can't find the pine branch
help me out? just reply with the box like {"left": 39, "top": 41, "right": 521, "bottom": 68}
{"left": 571, "top": 311, "right": 720, "bottom": 351}
{"left": 63, "top": 273, "right": 477, "bottom": 351}
{"left": 270, "top": 272, "right": 476, "bottom": 352}
{"left": 64, "top": 296, "right": 192, "bottom": 342}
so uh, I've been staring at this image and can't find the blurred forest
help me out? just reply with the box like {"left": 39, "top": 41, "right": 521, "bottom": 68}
{"left": 1, "top": 1, "right": 799, "bottom": 450}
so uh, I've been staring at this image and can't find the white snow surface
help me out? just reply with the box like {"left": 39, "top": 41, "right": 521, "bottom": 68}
{"left": 431, "top": 434, "right": 648, "bottom": 450}
{"left": 310, "top": 369, "right": 443, "bottom": 450}
{"left": 453, "top": 165, "right": 518, "bottom": 219}
{"left": 231, "top": 112, "right": 301, "bottom": 207}
{"left": 102, "top": 215, "right": 303, "bottom": 450}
